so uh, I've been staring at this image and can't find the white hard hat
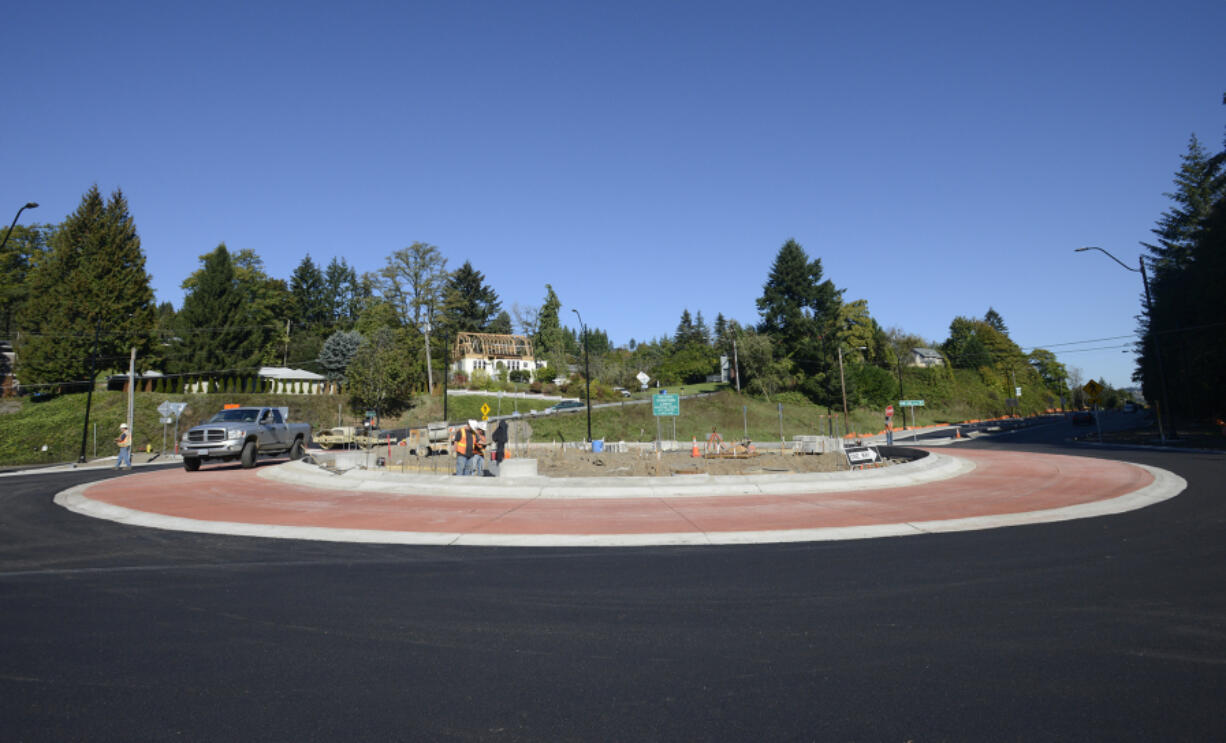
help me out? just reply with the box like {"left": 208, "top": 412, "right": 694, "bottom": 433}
{"left": 119, "top": 423, "right": 128, "bottom": 429}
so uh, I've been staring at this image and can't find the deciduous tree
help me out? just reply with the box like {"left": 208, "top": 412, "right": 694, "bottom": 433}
{"left": 346, "top": 327, "right": 422, "bottom": 418}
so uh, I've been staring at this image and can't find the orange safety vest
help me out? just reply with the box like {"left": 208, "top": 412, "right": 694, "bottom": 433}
{"left": 453, "top": 427, "right": 475, "bottom": 456}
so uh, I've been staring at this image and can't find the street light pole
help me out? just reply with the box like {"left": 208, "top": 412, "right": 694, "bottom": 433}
{"left": 572, "top": 309, "right": 592, "bottom": 443}
{"left": 1076, "top": 246, "right": 1175, "bottom": 441}
{"left": 0, "top": 202, "right": 38, "bottom": 253}
{"left": 838, "top": 345, "right": 869, "bottom": 437}
{"left": 838, "top": 347, "right": 849, "bottom": 436}
{"left": 77, "top": 319, "right": 102, "bottom": 464}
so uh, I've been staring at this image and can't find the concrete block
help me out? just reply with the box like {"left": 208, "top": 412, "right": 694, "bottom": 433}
{"left": 500, "top": 459, "right": 538, "bottom": 478}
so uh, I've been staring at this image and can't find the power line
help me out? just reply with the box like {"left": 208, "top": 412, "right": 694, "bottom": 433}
{"left": 1050, "top": 343, "right": 1134, "bottom": 354}
{"left": 1021, "top": 334, "right": 1135, "bottom": 350}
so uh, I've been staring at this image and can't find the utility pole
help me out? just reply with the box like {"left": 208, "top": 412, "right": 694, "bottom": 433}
{"left": 423, "top": 318, "right": 434, "bottom": 394}
{"left": 732, "top": 338, "right": 741, "bottom": 393}
{"left": 127, "top": 348, "right": 136, "bottom": 438}
{"left": 1009, "top": 368, "right": 1018, "bottom": 417}
{"left": 572, "top": 308, "right": 592, "bottom": 443}
{"left": 77, "top": 320, "right": 102, "bottom": 464}
{"left": 282, "top": 319, "right": 291, "bottom": 366}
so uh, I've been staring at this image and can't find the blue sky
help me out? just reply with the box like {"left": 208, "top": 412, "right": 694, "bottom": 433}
{"left": 4, "top": 0, "right": 1223, "bottom": 390}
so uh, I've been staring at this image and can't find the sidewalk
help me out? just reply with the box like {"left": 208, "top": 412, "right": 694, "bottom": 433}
{"left": 0, "top": 450, "right": 181, "bottom": 477}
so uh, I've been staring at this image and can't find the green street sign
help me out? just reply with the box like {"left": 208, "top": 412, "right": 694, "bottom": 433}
{"left": 652, "top": 393, "right": 680, "bottom": 417}
{"left": 899, "top": 399, "right": 925, "bottom": 407}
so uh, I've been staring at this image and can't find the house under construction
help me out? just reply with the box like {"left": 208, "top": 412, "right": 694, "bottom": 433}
{"left": 450, "top": 332, "right": 546, "bottom": 379}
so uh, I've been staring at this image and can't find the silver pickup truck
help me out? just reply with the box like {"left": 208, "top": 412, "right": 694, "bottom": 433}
{"left": 180, "top": 406, "right": 311, "bottom": 471}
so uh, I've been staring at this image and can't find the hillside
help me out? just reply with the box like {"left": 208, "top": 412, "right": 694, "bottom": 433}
{"left": 0, "top": 364, "right": 1064, "bottom": 466}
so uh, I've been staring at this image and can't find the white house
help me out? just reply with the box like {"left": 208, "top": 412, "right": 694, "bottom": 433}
{"left": 909, "top": 348, "right": 946, "bottom": 368}
{"left": 450, "top": 333, "right": 545, "bottom": 380}
{"left": 258, "top": 366, "right": 327, "bottom": 394}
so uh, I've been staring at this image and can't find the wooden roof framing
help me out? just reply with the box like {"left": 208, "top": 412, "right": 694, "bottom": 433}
{"left": 452, "top": 332, "right": 535, "bottom": 360}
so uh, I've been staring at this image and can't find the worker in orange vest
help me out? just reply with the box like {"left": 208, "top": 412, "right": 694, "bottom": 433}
{"left": 114, "top": 423, "right": 132, "bottom": 470}
{"left": 453, "top": 420, "right": 488, "bottom": 476}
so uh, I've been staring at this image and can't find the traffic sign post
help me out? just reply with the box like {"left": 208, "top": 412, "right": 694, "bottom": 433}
{"left": 157, "top": 401, "right": 188, "bottom": 457}
{"left": 899, "top": 399, "right": 925, "bottom": 441}
{"left": 651, "top": 394, "right": 680, "bottom": 417}
{"left": 652, "top": 392, "right": 680, "bottom": 452}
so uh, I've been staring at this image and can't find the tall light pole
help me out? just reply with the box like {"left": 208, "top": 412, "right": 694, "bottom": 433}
{"left": 78, "top": 319, "right": 102, "bottom": 464}
{"left": 571, "top": 308, "right": 592, "bottom": 443}
{"left": 0, "top": 202, "right": 38, "bottom": 252}
{"left": 422, "top": 318, "right": 434, "bottom": 394}
{"left": 1076, "top": 246, "right": 1175, "bottom": 441}
{"left": 838, "top": 345, "right": 868, "bottom": 437}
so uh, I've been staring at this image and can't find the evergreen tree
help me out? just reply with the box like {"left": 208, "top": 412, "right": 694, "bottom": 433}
{"left": 0, "top": 222, "right": 49, "bottom": 339}
{"left": 984, "top": 307, "right": 1008, "bottom": 335}
{"left": 15, "top": 186, "right": 157, "bottom": 388}
{"left": 487, "top": 310, "right": 513, "bottom": 335}
{"left": 695, "top": 311, "right": 711, "bottom": 347}
{"left": 180, "top": 248, "right": 285, "bottom": 364}
{"left": 533, "top": 284, "right": 566, "bottom": 380}
{"left": 1142, "top": 134, "right": 1224, "bottom": 272}
{"left": 1136, "top": 130, "right": 1226, "bottom": 418}
{"left": 755, "top": 239, "right": 843, "bottom": 403}
{"left": 323, "top": 257, "right": 361, "bottom": 330}
{"left": 674, "top": 309, "right": 695, "bottom": 347}
{"left": 290, "top": 254, "right": 328, "bottom": 330}
{"left": 713, "top": 313, "right": 728, "bottom": 346}
{"left": 439, "top": 260, "right": 501, "bottom": 335}
{"left": 317, "top": 330, "right": 363, "bottom": 382}
{"left": 169, "top": 244, "right": 266, "bottom": 374}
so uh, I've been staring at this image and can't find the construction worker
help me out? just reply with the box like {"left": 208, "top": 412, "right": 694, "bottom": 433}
{"left": 452, "top": 421, "right": 476, "bottom": 476}
{"left": 114, "top": 423, "right": 132, "bottom": 470}
{"left": 470, "top": 420, "right": 488, "bottom": 476}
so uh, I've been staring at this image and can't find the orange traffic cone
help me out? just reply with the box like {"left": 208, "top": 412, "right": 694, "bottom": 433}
{"left": 691, "top": 437, "right": 701, "bottom": 458}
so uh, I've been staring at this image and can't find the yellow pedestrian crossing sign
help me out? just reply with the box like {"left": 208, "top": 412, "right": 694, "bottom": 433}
{"left": 1083, "top": 380, "right": 1103, "bottom": 402}
{"left": 480, "top": 403, "right": 490, "bottom": 421}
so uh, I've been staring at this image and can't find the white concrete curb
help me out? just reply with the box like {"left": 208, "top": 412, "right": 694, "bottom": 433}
{"left": 258, "top": 451, "right": 976, "bottom": 499}
{"left": 54, "top": 462, "right": 1187, "bottom": 548}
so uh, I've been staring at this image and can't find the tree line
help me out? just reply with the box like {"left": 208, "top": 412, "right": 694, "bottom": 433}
{"left": 0, "top": 186, "right": 1085, "bottom": 419}
{"left": 19, "top": 108, "right": 1226, "bottom": 427}
{"left": 1136, "top": 123, "right": 1226, "bottom": 424}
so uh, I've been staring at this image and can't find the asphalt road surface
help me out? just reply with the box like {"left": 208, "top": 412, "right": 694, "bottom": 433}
{"left": 1, "top": 420, "right": 1224, "bottom": 741}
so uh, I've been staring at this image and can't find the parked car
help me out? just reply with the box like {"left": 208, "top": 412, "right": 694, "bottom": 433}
{"left": 547, "top": 400, "right": 585, "bottom": 413}
{"left": 1071, "top": 410, "right": 1095, "bottom": 426}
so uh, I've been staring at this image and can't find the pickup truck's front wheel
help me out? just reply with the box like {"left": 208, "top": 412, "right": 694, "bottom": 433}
{"left": 183, "top": 457, "right": 201, "bottom": 472}
{"left": 240, "top": 440, "right": 257, "bottom": 469}
{"left": 289, "top": 438, "right": 304, "bottom": 460}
